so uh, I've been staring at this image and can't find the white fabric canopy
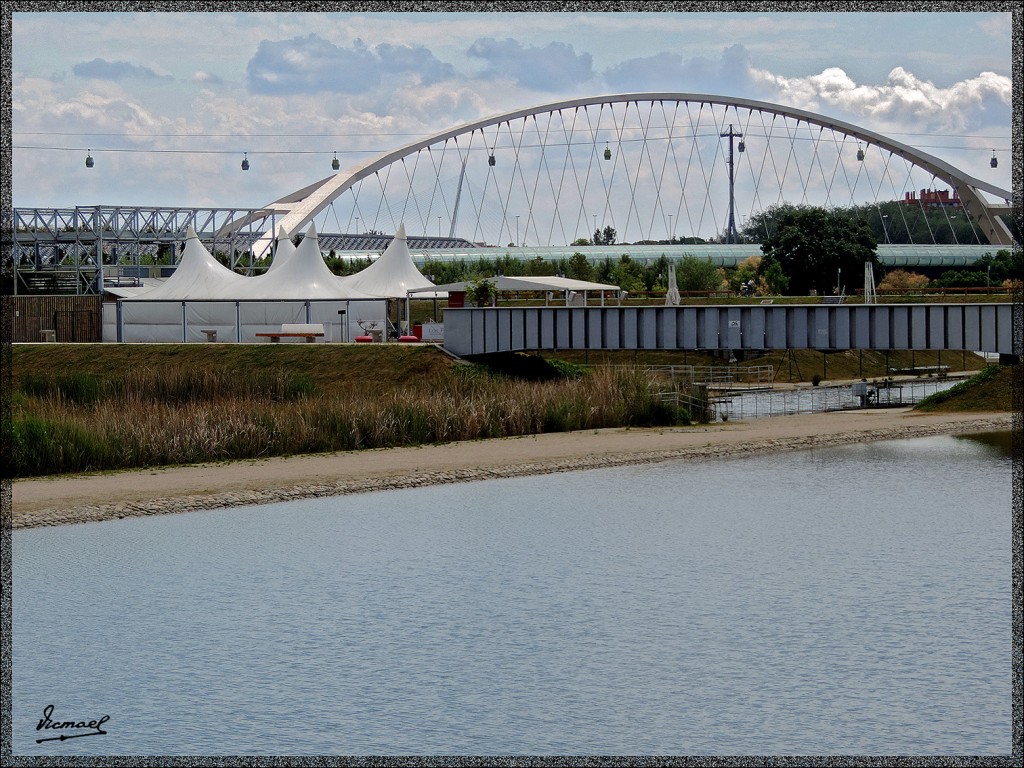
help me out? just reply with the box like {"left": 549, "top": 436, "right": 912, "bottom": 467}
{"left": 264, "top": 225, "right": 297, "bottom": 275}
{"left": 339, "top": 223, "right": 437, "bottom": 298}
{"left": 410, "top": 274, "right": 620, "bottom": 294}
{"left": 130, "top": 225, "right": 247, "bottom": 300}
{"left": 222, "top": 223, "right": 373, "bottom": 300}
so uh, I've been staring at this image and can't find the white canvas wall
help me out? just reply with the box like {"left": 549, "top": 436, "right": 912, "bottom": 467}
{"left": 111, "top": 299, "right": 387, "bottom": 343}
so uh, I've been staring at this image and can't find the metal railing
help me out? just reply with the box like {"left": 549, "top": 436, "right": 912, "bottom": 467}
{"left": 709, "top": 377, "right": 967, "bottom": 421}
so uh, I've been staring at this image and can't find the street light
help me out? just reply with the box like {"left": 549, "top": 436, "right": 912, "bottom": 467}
{"left": 881, "top": 214, "right": 890, "bottom": 244}
{"left": 515, "top": 215, "right": 520, "bottom": 247}
{"left": 668, "top": 214, "right": 673, "bottom": 242}
{"left": 438, "top": 216, "right": 442, "bottom": 238}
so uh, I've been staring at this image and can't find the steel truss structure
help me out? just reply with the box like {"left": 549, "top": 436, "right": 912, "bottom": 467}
{"left": 6, "top": 206, "right": 283, "bottom": 295}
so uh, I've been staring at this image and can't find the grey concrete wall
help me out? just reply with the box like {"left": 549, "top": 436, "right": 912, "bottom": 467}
{"left": 443, "top": 303, "right": 1018, "bottom": 357}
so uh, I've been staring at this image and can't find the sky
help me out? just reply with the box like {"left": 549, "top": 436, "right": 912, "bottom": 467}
{"left": 9, "top": 6, "right": 1016, "bottom": 219}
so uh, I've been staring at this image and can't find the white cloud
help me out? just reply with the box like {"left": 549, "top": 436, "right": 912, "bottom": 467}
{"left": 245, "top": 33, "right": 456, "bottom": 95}
{"left": 751, "top": 64, "right": 1012, "bottom": 134}
{"left": 467, "top": 38, "right": 595, "bottom": 91}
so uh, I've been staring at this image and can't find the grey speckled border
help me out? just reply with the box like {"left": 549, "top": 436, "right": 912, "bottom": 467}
{"left": 1, "top": 1, "right": 1021, "bottom": 765}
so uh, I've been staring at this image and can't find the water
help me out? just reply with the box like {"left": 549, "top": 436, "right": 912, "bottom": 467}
{"left": 12, "top": 433, "right": 1013, "bottom": 756}
{"left": 715, "top": 378, "right": 962, "bottom": 420}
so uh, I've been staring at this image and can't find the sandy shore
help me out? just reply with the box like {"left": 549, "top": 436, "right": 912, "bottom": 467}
{"left": 9, "top": 408, "right": 1014, "bottom": 530}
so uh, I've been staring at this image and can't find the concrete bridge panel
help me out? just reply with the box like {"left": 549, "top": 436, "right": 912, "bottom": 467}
{"left": 813, "top": 307, "right": 832, "bottom": 349}
{"left": 891, "top": 308, "right": 910, "bottom": 349}
{"left": 740, "top": 308, "right": 765, "bottom": 350}
{"left": 910, "top": 306, "right": 929, "bottom": 350}
{"left": 699, "top": 308, "right": 718, "bottom": 349}
{"left": 963, "top": 305, "right": 982, "bottom": 352}
{"left": 638, "top": 309, "right": 656, "bottom": 349}
{"left": 981, "top": 305, "right": 998, "bottom": 352}
{"left": 765, "top": 310, "right": 787, "bottom": 349}
{"left": 619, "top": 309, "right": 636, "bottom": 350}
{"left": 849, "top": 307, "right": 870, "bottom": 349}
{"left": 444, "top": 304, "right": 1016, "bottom": 357}
{"left": 680, "top": 307, "right": 698, "bottom": 348}
{"left": 945, "top": 306, "right": 964, "bottom": 351}
{"left": 538, "top": 308, "right": 553, "bottom": 349}
{"left": 928, "top": 306, "right": 947, "bottom": 350}
{"left": 831, "top": 307, "right": 851, "bottom": 350}
{"left": 722, "top": 308, "right": 742, "bottom": 349}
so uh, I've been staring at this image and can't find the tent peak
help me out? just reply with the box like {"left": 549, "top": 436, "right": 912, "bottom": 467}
{"left": 395, "top": 223, "right": 406, "bottom": 240}
{"left": 186, "top": 224, "right": 198, "bottom": 240}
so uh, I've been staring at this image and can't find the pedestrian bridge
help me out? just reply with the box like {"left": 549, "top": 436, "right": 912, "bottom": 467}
{"left": 442, "top": 303, "right": 1018, "bottom": 357}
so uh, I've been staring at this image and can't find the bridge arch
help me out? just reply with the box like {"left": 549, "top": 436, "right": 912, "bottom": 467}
{"left": 220, "top": 93, "right": 1013, "bottom": 257}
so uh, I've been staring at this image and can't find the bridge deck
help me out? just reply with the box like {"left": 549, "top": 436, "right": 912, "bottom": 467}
{"left": 443, "top": 303, "right": 1017, "bottom": 357}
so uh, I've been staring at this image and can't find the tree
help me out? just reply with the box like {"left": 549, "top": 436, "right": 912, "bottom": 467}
{"left": 877, "top": 269, "right": 930, "bottom": 292}
{"left": 466, "top": 278, "right": 496, "bottom": 307}
{"left": 609, "top": 254, "right": 645, "bottom": 292}
{"left": 676, "top": 256, "right": 724, "bottom": 292}
{"left": 593, "top": 225, "right": 617, "bottom": 245}
{"left": 565, "top": 252, "right": 595, "bottom": 281}
{"left": 758, "top": 206, "right": 878, "bottom": 296}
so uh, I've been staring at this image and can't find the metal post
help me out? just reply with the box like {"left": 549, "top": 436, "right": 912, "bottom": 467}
{"left": 719, "top": 124, "right": 743, "bottom": 243}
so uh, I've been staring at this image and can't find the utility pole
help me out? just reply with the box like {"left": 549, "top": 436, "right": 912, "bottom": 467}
{"left": 720, "top": 124, "right": 743, "bottom": 244}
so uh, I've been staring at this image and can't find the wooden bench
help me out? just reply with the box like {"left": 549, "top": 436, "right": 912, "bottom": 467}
{"left": 255, "top": 323, "right": 326, "bottom": 343}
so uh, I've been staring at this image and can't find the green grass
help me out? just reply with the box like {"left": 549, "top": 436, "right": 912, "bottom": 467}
{"left": 913, "top": 364, "right": 1018, "bottom": 412}
{"left": 10, "top": 345, "right": 689, "bottom": 477}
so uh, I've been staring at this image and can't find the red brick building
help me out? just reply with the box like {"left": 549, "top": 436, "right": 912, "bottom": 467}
{"left": 901, "top": 188, "right": 962, "bottom": 207}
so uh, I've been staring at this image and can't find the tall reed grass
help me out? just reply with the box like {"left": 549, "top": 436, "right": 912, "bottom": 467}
{"left": 11, "top": 365, "right": 689, "bottom": 477}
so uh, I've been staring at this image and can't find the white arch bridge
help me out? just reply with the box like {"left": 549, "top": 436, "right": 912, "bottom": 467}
{"left": 218, "top": 92, "right": 1014, "bottom": 258}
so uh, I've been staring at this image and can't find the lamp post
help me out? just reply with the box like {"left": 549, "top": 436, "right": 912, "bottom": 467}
{"left": 881, "top": 214, "right": 890, "bottom": 244}
{"left": 516, "top": 215, "right": 520, "bottom": 247}
{"left": 593, "top": 214, "right": 597, "bottom": 243}
{"left": 668, "top": 214, "right": 673, "bottom": 242}
{"left": 719, "top": 124, "right": 743, "bottom": 243}
{"left": 438, "top": 216, "right": 442, "bottom": 238}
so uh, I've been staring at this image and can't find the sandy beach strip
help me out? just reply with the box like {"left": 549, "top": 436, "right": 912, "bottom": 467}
{"left": 9, "top": 408, "right": 1014, "bottom": 530}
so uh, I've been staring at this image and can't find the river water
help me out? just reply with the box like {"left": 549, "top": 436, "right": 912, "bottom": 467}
{"left": 11, "top": 432, "right": 1013, "bottom": 756}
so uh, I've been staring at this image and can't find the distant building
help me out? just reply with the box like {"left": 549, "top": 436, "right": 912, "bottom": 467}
{"left": 901, "top": 188, "right": 962, "bottom": 208}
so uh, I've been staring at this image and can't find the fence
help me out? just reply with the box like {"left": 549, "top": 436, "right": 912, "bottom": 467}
{"left": 708, "top": 377, "right": 965, "bottom": 421}
{"left": 8, "top": 295, "right": 104, "bottom": 343}
{"left": 647, "top": 364, "right": 775, "bottom": 389}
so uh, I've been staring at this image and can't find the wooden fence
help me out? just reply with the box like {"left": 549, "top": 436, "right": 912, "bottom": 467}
{"left": 8, "top": 295, "right": 104, "bottom": 343}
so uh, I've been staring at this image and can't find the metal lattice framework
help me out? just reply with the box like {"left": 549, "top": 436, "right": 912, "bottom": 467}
{"left": 217, "top": 92, "right": 1014, "bottom": 258}
{"left": 8, "top": 206, "right": 285, "bottom": 294}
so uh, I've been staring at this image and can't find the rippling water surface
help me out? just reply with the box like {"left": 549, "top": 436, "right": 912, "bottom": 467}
{"left": 12, "top": 433, "right": 1012, "bottom": 756}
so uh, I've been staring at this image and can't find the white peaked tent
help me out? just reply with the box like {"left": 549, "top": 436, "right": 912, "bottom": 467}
{"left": 226, "top": 224, "right": 373, "bottom": 300}
{"left": 264, "top": 225, "right": 296, "bottom": 275}
{"left": 132, "top": 224, "right": 247, "bottom": 300}
{"left": 339, "top": 223, "right": 437, "bottom": 298}
{"left": 106, "top": 223, "right": 386, "bottom": 343}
